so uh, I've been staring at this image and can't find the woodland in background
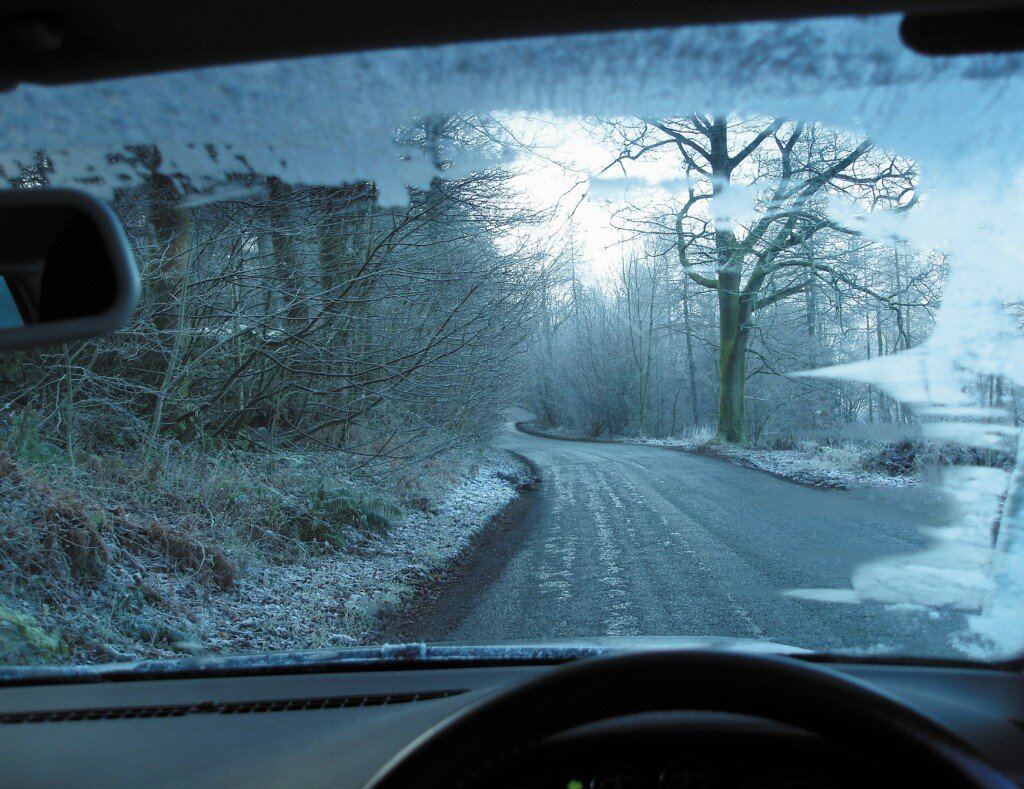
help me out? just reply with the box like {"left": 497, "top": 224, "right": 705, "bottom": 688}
{"left": 525, "top": 115, "right": 1023, "bottom": 446}
{"left": 2, "top": 111, "right": 1020, "bottom": 495}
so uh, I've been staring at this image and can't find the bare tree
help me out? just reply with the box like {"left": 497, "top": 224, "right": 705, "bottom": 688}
{"left": 603, "top": 115, "right": 918, "bottom": 442}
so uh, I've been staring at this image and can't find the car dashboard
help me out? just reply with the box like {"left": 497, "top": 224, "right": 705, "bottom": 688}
{"left": 0, "top": 655, "right": 1022, "bottom": 788}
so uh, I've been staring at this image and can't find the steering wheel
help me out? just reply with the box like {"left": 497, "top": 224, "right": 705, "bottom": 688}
{"left": 368, "top": 650, "right": 1013, "bottom": 788}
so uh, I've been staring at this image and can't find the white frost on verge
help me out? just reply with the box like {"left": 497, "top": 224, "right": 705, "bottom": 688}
{"left": 568, "top": 430, "right": 918, "bottom": 490}
{"left": 706, "top": 445, "right": 917, "bottom": 491}
{"left": 195, "top": 451, "right": 530, "bottom": 654}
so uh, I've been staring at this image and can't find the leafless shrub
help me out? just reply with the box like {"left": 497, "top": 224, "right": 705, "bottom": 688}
{"left": 145, "top": 521, "right": 236, "bottom": 590}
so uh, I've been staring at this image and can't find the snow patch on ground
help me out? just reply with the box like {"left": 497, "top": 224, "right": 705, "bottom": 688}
{"left": 193, "top": 451, "right": 532, "bottom": 655}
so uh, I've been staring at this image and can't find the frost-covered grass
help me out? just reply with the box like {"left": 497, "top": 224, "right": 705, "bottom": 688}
{"left": 637, "top": 424, "right": 716, "bottom": 448}
{"left": 196, "top": 451, "right": 531, "bottom": 654}
{"left": 661, "top": 435, "right": 918, "bottom": 490}
{"left": 709, "top": 442, "right": 919, "bottom": 490}
{"left": 0, "top": 443, "right": 531, "bottom": 664}
{"left": 523, "top": 422, "right": 922, "bottom": 489}
{"left": 633, "top": 427, "right": 923, "bottom": 489}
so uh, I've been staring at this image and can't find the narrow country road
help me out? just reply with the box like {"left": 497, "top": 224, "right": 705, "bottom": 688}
{"left": 406, "top": 412, "right": 966, "bottom": 656}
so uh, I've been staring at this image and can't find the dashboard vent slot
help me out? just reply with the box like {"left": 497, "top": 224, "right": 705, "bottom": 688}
{"left": 0, "top": 689, "right": 465, "bottom": 724}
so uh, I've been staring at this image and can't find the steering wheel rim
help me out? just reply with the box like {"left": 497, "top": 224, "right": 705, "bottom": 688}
{"left": 367, "top": 650, "right": 1013, "bottom": 789}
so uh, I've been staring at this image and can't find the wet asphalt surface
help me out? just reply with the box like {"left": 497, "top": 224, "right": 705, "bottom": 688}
{"left": 407, "top": 420, "right": 967, "bottom": 656}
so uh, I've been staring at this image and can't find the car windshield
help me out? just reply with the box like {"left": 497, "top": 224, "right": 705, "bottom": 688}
{"left": 0, "top": 11, "right": 1022, "bottom": 668}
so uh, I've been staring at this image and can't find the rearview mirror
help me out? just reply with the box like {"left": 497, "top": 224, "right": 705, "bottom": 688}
{"left": 0, "top": 188, "right": 140, "bottom": 351}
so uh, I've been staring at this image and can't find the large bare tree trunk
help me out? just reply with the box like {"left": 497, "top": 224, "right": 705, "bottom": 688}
{"left": 717, "top": 288, "right": 749, "bottom": 443}
{"left": 708, "top": 117, "right": 750, "bottom": 444}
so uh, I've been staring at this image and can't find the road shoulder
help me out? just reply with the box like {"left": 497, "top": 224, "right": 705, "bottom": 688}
{"left": 514, "top": 421, "right": 917, "bottom": 491}
{"left": 374, "top": 452, "right": 542, "bottom": 643}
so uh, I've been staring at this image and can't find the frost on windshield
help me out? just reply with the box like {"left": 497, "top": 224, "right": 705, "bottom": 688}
{"left": 0, "top": 13, "right": 1023, "bottom": 663}
{"left": 789, "top": 182, "right": 1024, "bottom": 658}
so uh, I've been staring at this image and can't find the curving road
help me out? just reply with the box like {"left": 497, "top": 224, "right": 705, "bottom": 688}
{"left": 406, "top": 412, "right": 966, "bottom": 656}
